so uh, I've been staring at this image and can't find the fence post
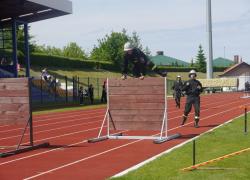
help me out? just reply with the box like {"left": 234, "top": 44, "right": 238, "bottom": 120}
{"left": 88, "top": 77, "right": 90, "bottom": 87}
{"left": 77, "top": 76, "right": 80, "bottom": 97}
{"left": 40, "top": 76, "right": 43, "bottom": 104}
{"left": 97, "top": 78, "right": 100, "bottom": 99}
{"left": 72, "top": 76, "right": 75, "bottom": 102}
{"left": 65, "top": 76, "right": 68, "bottom": 103}
{"left": 193, "top": 140, "right": 196, "bottom": 166}
{"left": 54, "top": 76, "right": 57, "bottom": 102}
{"left": 245, "top": 107, "right": 248, "bottom": 134}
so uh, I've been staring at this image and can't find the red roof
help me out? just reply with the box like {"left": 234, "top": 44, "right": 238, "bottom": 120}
{"left": 220, "top": 62, "right": 250, "bottom": 76}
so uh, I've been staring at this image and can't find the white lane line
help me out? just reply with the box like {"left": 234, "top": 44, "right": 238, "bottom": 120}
{"left": 0, "top": 119, "right": 102, "bottom": 141}
{"left": 0, "top": 96, "right": 227, "bottom": 134}
{"left": 0, "top": 93, "right": 227, "bottom": 129}
{"left": 0, "top": 131, "right": 128, "bottom": 166}
{"left": 34, "top": 108, "right": 105, "bottom": 119}
{"left": 0, "top": 95, "right": 246, "bottom": 162}
{"left": 0, "top": 113, "right": 104, "bottom": 133}
{"left": 0, "top": 108, "right": 105, "bottom": 128}
{"left": 0, "top": 96, "right": 241, "bottom": 140}
{"left": 33, "top": 110, "right": 105, "bottom": 123}
{"left": 23, "top": 101, "right": 250, "bottom": 180}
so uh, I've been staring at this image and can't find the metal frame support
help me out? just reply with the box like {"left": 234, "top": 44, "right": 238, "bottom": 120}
{"left": 0, "top": 78, "right": 50, "bottom": 158}
{"left": 11, "top": 20, "right": 18, "bottom": 78}
{"left": 88, "top": 77, "right": 181, "bottom": 144}
{"left": 24, "top": 23, "right": 30, "bottom": 77}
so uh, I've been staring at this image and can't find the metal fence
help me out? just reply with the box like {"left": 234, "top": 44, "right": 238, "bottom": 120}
{"left": 31, "top": 76, "right": 175, "bottom": 106}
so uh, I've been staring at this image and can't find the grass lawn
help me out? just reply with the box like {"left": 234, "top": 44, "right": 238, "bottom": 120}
{"left": 111, "top": 114, "right": 250, "bottom": 180}
{"left": 28, "top": 66, "right": 121, "bottom": 79}
{"left": 27, "top": 66, "right": 223, "bottom": 81}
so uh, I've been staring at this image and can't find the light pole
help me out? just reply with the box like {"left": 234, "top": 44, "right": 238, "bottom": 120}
{"left": 207, "top": 0, "right": 213, "bottom": 79}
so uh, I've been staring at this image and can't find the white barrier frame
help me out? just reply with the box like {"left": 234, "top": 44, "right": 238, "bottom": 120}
{"left": 88, "top": 78, "right": 180, "bottom": 144}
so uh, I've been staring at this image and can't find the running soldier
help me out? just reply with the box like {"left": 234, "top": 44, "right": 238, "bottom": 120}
{"left": 172, "top": 75, "right": 183, "bottom": 108}
{"left": 181, "top": 70, "right": 203, "bottom": 128}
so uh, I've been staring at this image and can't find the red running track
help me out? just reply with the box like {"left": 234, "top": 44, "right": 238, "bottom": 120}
{"left": 0, "top": 92, "right": 249, "bottom": 180}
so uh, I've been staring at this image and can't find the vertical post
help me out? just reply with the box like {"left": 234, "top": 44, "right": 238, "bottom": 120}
{"left": 107, "top": 78, "right": 110, "bottom": 137}
{"left": 24, "top": 23, "right": 30, "bottom": 77}
{"left": 206, "top": 0, "right": 213, "bottom": 79}
{"left": 159, "top": 77, "right": 167, "bottom": 139}
{"left": 72, "top": 76, "right": 75, "bottom": 101}
{"left": 165, "top": 77, "right": 168, "bottom": 137}
{"left": 88, "top": 77, "right": 90, "bottom": 87}
{"left": 12, "top": 20, "right": 18, "bottom": 77}
{"left": 40, "top": 76, "right": 43, "bottom": 104}
{"left": 245, "top": 107, "right": 247, "bottom": 134}
{"left": 193, "top": 140, "right": 196, "bottom": 165}
{"left": 77, "top": 76, "right": 80, "bottom": 97}
{"left": 28, "top": 78, "right": 33, "bottom": 146}
{"left": 54, "top": 76, "right": 57, "bottom": 101}
{"left": 97, "top": 78, "right": 100, "bottom": 99}
{"left": 65, "top": 76, "right": 68, "bottom": 103}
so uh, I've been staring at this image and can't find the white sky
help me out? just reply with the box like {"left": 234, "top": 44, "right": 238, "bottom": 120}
{"left": 30, "top": 0, "right": 250, "bottom": 63}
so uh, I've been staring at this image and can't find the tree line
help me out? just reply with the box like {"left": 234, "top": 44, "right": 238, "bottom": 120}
{"left": 1, "top": 26, "right": 207, "bottom": 72}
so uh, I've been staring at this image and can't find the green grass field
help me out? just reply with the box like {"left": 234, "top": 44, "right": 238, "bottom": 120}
{"left": 27, "top": 66, "right": 223, "bottom": 81}
{"left": 111, "top": 114, "right": 250, "bottom": 180}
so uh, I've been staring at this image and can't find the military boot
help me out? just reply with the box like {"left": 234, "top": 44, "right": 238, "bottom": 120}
{"left": 181, "top": 115, "right": 187, "bottom": 125}
{"left": 194, "top": 116, "right": 199, "bottom": 128}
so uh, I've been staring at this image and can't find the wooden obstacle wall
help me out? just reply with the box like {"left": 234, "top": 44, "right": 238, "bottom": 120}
{"left": 108, "top": 78, "right": 166, "bottom": 131}
{"left": 0, "top": 78, "right": 30, "bottom": 125}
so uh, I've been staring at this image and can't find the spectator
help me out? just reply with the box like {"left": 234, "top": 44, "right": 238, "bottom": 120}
{"left": 88, "top": 84, "right": 94, "bottom": 104}
{"left": 245, "top": 81, "right": 250, "bottom": 91}
{"left": 79, "top": 86, "right": 84, "bottom": 105}
{"left": 17, "top": 63, "right": 21, "bottom": 72}
{"left": 101, "top": 81, "right": 107, "bottom": 103}
{"left": 0, "top": 57, "right": 8, "bottom": 65}
{"left": 48, "top": 76, "right": 57, "bottom": 89}
{"left": 41, "top": 68, "right": 50, "bottom": 81}
{"left": 172, "top": 75, "right": 183, "bottom": 108}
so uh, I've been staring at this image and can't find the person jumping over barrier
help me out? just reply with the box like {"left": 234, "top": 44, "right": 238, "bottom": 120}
{"left": 172, "top": 75, "right": 183, "bottom": 108}
{"left": 121, "top": 42, "right": 167, "bottom": 80}
{"left": 181, "top": 70, "right": 203, "bottom": 128}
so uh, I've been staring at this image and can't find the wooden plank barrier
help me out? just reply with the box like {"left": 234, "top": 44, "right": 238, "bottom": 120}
{"left": 108, "top": 78, "right": 165, "bottom": 131}
{"left": 0, "top": 78, "right": 49, "bottom": 158}
{"left": 88, "top": 77, "right": 181, "bottom": 144}
{"left": 0, "top": 78, "right": 30, "bottom": 125}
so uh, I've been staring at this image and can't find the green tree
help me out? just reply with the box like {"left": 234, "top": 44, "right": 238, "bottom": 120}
{"left": 16, "top": 26, "right": 36, "bottom": 54}
{"left": 63, "top": 42, "right": 88, "bottom": 59}
{"left": 195, "top": 45, "right": 206, "bottom": 73}
{"left": 190, "top": 58, "right": 194, "bottom": 67}
{"left": 90, "top": 30, "right": 129, "bottom": 66}
{"left": 175, "top": 61, "right": 179, "bottom": 67}
{"left": 129, "top": 31, "right": 143, "bottom": 50}
{"left": 144, "top": 46, "right": 151, "bottom": 56}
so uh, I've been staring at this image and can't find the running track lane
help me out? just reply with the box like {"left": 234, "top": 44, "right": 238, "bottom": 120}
{"left": 0, "top": 93, "right": 249, "bottom": 180}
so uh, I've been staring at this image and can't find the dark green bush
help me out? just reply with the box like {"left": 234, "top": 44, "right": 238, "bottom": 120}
{"left": 30, "top": 53, "right": 119, "bottom": 71}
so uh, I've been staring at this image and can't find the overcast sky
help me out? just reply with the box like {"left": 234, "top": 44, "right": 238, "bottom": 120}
{"left": 30, "top": 0, "right": 250, "bottom": 63}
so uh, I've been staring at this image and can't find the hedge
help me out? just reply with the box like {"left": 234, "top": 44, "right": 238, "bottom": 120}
{"left": 30, "top": 53, "right": 119, "bottom": 71}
